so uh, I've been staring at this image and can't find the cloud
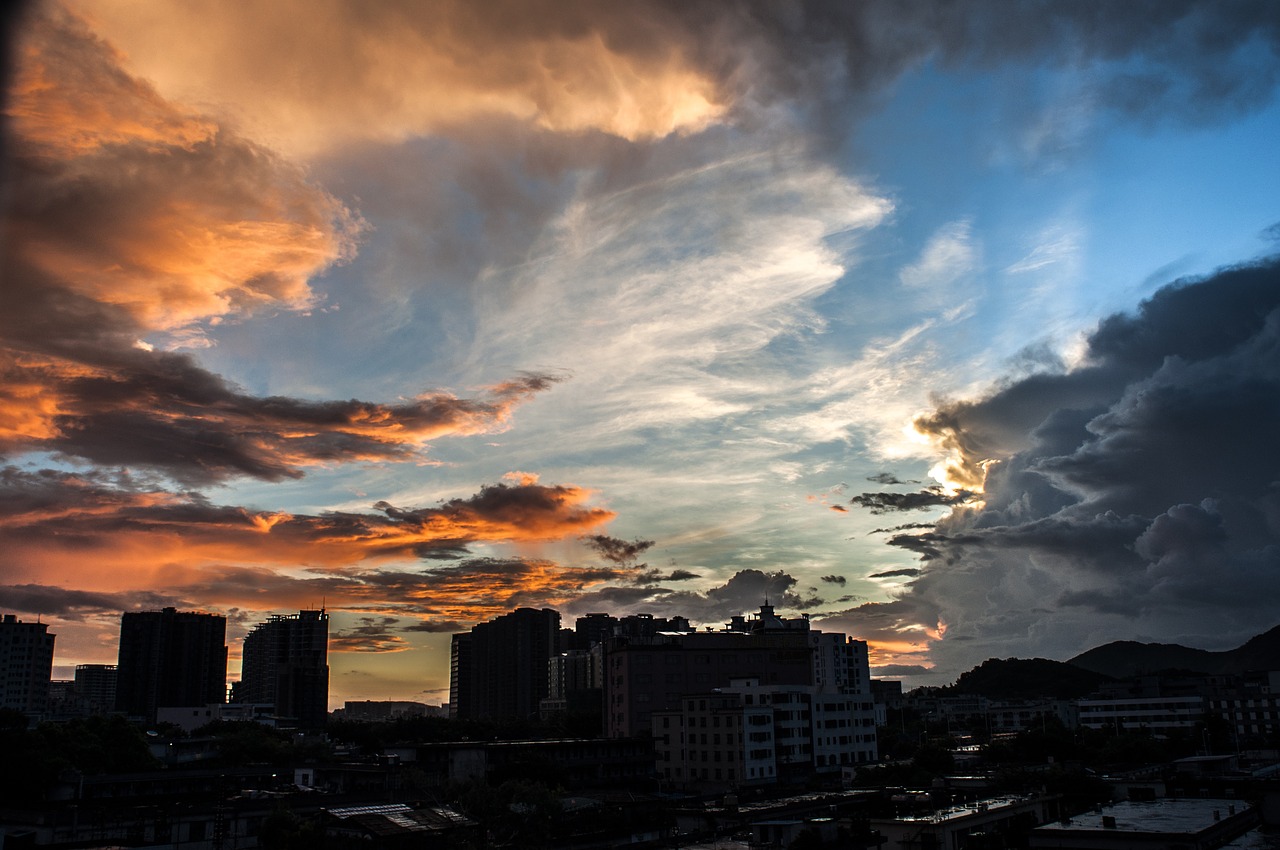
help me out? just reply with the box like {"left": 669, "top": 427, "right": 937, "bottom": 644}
{"left": 565, "top": 568, "right": 825, "bottom": 627}
{"left": 868, "top": 472, "right": 915, "bottom": 486}
{"left": 65, "top": 0, "right": 1280, "bottom": 160}
{"left": 898, "top": 219, "right": 978, "bottom": 291}
{"left": 1, "top": 553, "right": 623, "bottom": 640}
{"left": 0, "top": 469, "right": 616, "bottom": 578}
{"left": 872, "top": 664, "right": 932, "bottom": 677}
{"left": 869, "top": 522, "right": 936, "bottom": 535}
{"left": 66, "top": 0, "right": 731, "bottom": 155}
{"left": 1, "top": 351, "right": 562, "bottom": 484}
{"left": 631, "top": 567, "right": 703, "bottom": 586}
{"left": 1, "top": 7, "right": 563, "bottom": 487}
{"left": 820, "top": 574, "right": 847, "bottom": 585}
{"left": 868, "top": 568, "right": 921, "bottom": 579}
{"left": 850, "top": 486, "right": 978, "bottom": 515}
{"left": 7, "top": 5, "right": 361, "bottom": 332}
{"left": 0, "top": 584, "right": 188, "bottom": 619}
{"left": 841, "top": 257, "right": 1280, "bottom": 673}
{"left": 402, "top": 618, "right": 468, "bottom": 634}
{"left": 330, "top": 616, "right": 411, "bottom": 653}
{"left": 582, "top": 535, "right": 655, "bottom": 566}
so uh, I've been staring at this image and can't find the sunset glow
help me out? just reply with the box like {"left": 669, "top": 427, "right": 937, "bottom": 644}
{"left": 4, "top": 1, "right": 1280, "bottom": 706}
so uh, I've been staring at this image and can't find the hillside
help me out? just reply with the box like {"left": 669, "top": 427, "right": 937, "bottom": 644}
{"left": 949, "top": 657, "right": 1112, "bottom": 699}
{"left": 1067, "top": 625, "right": 1280, "bottom": 679}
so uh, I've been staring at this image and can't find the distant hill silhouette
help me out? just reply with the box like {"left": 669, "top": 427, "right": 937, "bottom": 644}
{"left": 1067, "top": 625, "right": 1280, "bottom": 679}
{"left": 949, "top": 657, "right": 1112, "bottom": 699}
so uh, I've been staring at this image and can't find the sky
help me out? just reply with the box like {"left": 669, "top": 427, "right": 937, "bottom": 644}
{"left": 3, "top": 1, "right": 1280, "bottom": 708}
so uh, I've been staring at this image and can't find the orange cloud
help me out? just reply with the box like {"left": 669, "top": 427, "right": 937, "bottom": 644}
{"left": 67, "top": 0, "right": 727, "bottom": 157}
{"left": 6, "top": 4, "right": 362, "bottom": 333}
{"left": 0, "top": 471, "right": 616, "bottom": 581}
{"left": 1, "top": 8, "right": 562, "bottom": 483}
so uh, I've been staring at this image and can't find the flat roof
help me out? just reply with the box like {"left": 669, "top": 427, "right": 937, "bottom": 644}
{"left": 880, "top": 796, "right": 1042, "bottom": 825}
{"left": 1037, "top": 799, "right": 1249, "bottom": 835}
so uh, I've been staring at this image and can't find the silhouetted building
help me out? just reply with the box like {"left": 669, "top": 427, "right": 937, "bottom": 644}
{"left": 450, "top": 607, "right": 561, "bottom": 721}
{"left": 449, "top": 632, "right": 472, "bottom": 719}
{"left": 338, "top": 700, "right": 440, "bottom": 722}
{"left": 575, "top": 613, "right": 618, "bottom": 648}
{"left": 605, "top": 603, "right": 817, "bottom": 737}
{"left": 606, "top": 603, "right": 876, "bottom": 747}
{"left": 0, "top": 614, "right": 55, "bottom": 715}
{"left": 236, "top": 609, "right": 329, "bottom": 728}
{"left": 1209, "top": 671, "right": 1280, "bottom": 747}
{"left": 115, "top": 607, "right": 227, "bottom": 722}
{"left": 74, "top": 663, "right": 117, "bottom": 714}
{"left": 540, "top": 647, "right": 605, "bottom": 725}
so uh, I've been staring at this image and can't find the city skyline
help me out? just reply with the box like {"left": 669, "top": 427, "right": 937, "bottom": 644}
{"left": 3, "top": 2, "right": 1280, "bottom": 708}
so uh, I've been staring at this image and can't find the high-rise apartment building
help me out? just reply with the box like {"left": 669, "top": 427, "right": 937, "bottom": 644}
{"left": 236, "top": 609, "right": 329, "bottom": 728}
{"left": 74, "top": 663, "right": 117, "bottom": 714}
{"left": 449, "top": 607, "right": 560, "bottom": 721}
{"left": 115, "top": 607, "right": 227, "bottom": 722}
{"left": 449, "top": 632, "right": 472, "bottom": 719}
{"left": 0, "top": 614, "right": 55, "bottom": 716}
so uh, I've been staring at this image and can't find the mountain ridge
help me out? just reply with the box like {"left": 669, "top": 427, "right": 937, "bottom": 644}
{"left": 1066, "top": 624, "right": 1280, "bottom": 679}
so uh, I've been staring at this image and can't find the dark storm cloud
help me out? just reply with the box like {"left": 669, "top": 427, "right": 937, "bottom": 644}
{"left": 850, "top": 486, "right": 978, "bottom": 514}
{"left": 820, "top": 575, "right": 847, "bottom": 585}
{"left": 841, "top": 257, "right": 1280, "bottom": 670}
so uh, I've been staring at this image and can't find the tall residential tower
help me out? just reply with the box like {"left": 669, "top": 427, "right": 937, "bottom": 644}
{"left": 237, "top": 609, "right": 329, "bottom": 728}
{"left": 0, "top": 614, "right": 55, "bottom": 716}
{"left": 115, "top": 607, "right": 227, "bottom": 722}
{"left": 449, "top": 608, "right": 560, "bottom": 721}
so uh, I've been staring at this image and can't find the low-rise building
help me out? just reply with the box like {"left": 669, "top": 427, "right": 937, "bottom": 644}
{"left": 873, "top": 795, "right": 1061, "bottom": 850}
{"left": 1077, "top": 696, "right": 1204, "bottom": 732}
{"left": 652, "top": 678, "right": 878, "bottom": 791}
{"left": 1030, "top": 798, "right": 1257, "bottom": 850}
{"left": 157, "top": 702, "right": 278, "bottom": 732}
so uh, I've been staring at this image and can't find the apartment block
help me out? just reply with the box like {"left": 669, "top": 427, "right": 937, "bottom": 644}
{"left": 450, "top": 607, "right": 561, "bottom": 720}
{"left": 1076, "top": 695, "right": 1205, "bottom": 732}
{"left": 115, "top": 607, "right": 227, "bottom": 723}
{"left": 0, "top": 614, "right": 55, "bottom": 716}
{"left": 236, "top": 609, "right": 329, "bottom": 729}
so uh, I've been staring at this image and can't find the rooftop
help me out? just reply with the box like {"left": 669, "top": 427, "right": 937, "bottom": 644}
{"left": 1037, "top": 799, "right": 1251, "bottom": 835}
